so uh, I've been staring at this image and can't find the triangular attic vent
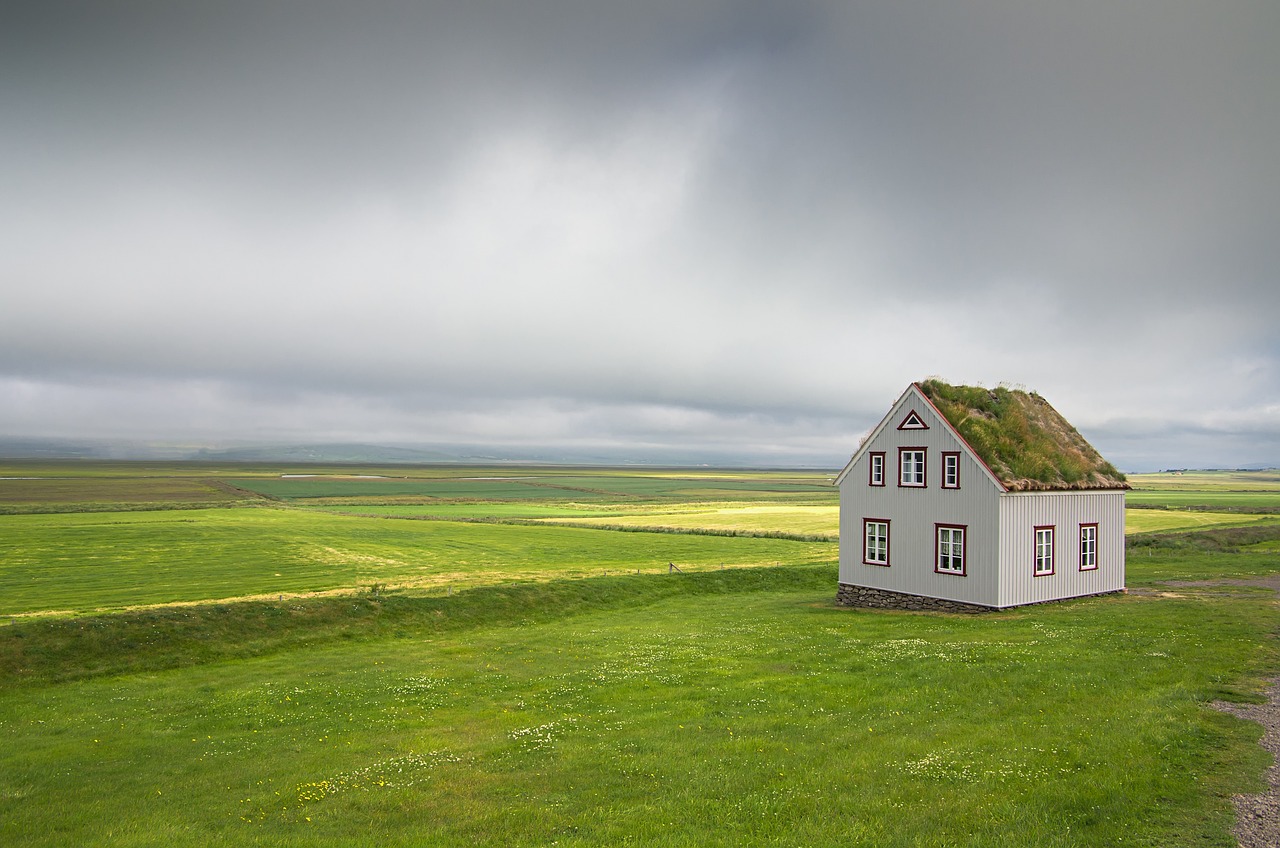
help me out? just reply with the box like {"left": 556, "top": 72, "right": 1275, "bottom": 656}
{"left": 897, "top": 410, "right": 928, "bottom": 430}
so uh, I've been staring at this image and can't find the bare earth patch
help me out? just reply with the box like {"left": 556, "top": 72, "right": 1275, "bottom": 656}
{"left": 1214, "top": 679, "right": 1280, "bottom": 848}
{"left": 1192, "top": 574, "right": 1280, "bottom": 848}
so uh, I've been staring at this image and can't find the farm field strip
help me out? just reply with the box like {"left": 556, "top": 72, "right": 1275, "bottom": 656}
{"left": 534, "top": 503, "right": 841, "bottom": 538}
{"left": 1128, "top": 470, "right": 1280, "bottom": 491}
{"left": 227, "top": 471, "right": 837, "bottom": 502}
{"left": 1124, "top": 509, "right": 1280, "bottom": 535}
{"left": 1126, "top": 490, "right": 1280, "bottom": 509}
{"left": 0, "top": 507, "right": 835, "bottom": 617}
{"left": 0, "top": 475, "right": 254, "bottom": 507}
{"left": 298, "top": 502, "right": 629, "bottom": 519}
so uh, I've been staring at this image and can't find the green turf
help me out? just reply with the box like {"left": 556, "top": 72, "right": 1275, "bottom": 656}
{"left": 0, "top": 507, "right": 835, "bottom": 616}
{"left": 1124, "top": 509, "right": 1280, "bottom": 535}
{"left": 0, "top": 462, "right": 1277, "bottom": 846}
{"left": 0, "top": 559, "right": 1274, "bottom": 847}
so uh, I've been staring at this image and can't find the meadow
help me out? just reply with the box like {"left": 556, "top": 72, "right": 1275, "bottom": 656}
{"left": 0, "top": 462, "right": 1277, "bottom": 846}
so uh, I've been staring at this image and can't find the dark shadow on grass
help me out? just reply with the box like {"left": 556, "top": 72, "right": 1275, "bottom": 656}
{"left": 0, "top": 563, "right": 835, "bottom": 690}
{"left": 1127, "top": 523, "right": 1280, "bottom": 553}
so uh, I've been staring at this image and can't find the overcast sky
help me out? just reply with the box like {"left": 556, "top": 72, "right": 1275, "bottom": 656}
{"left": 2, "top": 2, "right": 1277, "bottom": 469}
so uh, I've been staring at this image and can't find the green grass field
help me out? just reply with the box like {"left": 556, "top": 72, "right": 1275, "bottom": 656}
{"left": 0, "top": 462, "right": 1277, "bottom": 846}
{"left": 0, "top": 507, "right": 833, "bottom": 617}
{"left": 1128, "top": 470, "right": 1280, "bottom": 492}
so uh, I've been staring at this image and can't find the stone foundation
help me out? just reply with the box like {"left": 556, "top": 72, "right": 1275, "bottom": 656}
{"left": 836, "top": 583, "right": 1126, "bottom": 612}
{"left": 835, "top": 583, "right": 992, "bottom": 613}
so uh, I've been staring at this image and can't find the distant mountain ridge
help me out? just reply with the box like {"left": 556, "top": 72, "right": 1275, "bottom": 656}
{"left": 0, "top": 437, "right": 832, "bottom": 467}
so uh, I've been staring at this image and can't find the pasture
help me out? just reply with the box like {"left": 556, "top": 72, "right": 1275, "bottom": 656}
{"left": 0, "top": 462, "right": 1277, "bottom": 846}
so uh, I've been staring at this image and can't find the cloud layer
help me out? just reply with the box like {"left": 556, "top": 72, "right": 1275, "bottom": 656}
{"left": 2, "top": 2, "right": 1278, "bottom": 468}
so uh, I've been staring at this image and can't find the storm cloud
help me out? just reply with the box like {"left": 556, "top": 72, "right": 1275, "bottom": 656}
{"left": 2, "top": 2, "right": 1277, "bottom": 468}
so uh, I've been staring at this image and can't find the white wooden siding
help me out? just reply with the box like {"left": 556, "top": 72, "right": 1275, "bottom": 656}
{"left": 839, "top": 387, "right": 1003, "bottom": 606}
{"left": 996, "top": 491, "right": 1126, "bottom": 608}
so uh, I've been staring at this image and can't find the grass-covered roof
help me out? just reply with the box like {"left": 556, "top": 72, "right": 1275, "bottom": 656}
{"left": 918, "top": 380, "right": 1128, "bottom": 492}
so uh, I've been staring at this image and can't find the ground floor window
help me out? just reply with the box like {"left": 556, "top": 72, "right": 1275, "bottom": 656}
{"left": 1034, "top": 526, "right": 1055, "bottom": 575}
{"left": 864, "top": 519, "right": 889, "bottom": 565}
{"left": 935, "top": 524, "right": 966, "bottom": 575}
{"left": 1079, "top": 523, "right": 1098, "bottom": 570}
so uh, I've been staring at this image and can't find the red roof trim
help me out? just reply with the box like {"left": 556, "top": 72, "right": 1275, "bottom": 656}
{"left": 911, "top": 382, "right": 1008, "bottom": 493}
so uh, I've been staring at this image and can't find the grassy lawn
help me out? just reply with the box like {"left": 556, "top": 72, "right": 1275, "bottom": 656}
{"left": 0, "top": 463, "right": 1277, "bottom": 846}
{"left": 0, "top": 507, "right": 835, "bottom": 616}
{"left": 1, "top": 557, "right": 1275, "bottom": 847}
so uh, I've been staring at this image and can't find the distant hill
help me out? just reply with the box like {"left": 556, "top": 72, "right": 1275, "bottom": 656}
{"left": 0, "top": 437, "right": 120, "bottom": 459}
{"left": 0, "top": 437, "right": 840, "bottom": 468}
{"left": 189, "top": 443, "right": 461, "bottom": 464}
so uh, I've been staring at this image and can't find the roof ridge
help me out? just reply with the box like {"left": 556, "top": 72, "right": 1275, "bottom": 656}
{"left": 916, "top": 379, "right": 1129, "bottom": 492}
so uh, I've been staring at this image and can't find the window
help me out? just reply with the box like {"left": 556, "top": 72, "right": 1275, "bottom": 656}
{"left": 863, "top": 519, "right": 890, "bottom": 566}
{"left": 898, "top": 448, "right": 926, "bottom": 487}
{"left": 869, "top": 452, "right": 886, "bottom": 487}
{"left": 942, "top": 452, "right": 960, "bottom": 489}
{"left": 935, "top": 524, "right": 966, "bottom": 575}
{"left": 1079, "top": 523, "right": 1098, "bottom": 571}
{"left": 1034, "top": 526, "right": 1055, "bottom": 576}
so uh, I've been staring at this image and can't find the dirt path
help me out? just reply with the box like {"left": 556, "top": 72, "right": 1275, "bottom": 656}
{"left": 1214, "top": 679, "right": 1279, "bottom": 848}
{"left": 1182, "top": 574, "right": 1280, "bottom": 848}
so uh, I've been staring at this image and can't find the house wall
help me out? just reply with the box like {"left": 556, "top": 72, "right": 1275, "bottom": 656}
{"left": 838, "top": 390, "right": 1003, "bottom": 607}
{"left": 996, "top": 490, "right": 1126, "bottom": 608}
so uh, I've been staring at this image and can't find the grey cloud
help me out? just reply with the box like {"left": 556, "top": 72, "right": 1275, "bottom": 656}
{"left": 1, "top": 3, "right": 1277, "bottom": 469}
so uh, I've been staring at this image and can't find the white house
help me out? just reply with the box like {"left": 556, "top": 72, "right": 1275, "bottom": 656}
{"left": 835, "top": 381, "right": 1128, "bottom": 611}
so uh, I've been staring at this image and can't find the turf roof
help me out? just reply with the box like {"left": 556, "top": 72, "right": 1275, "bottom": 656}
{"left": 918, "top": 380, "right": 1128, "bottom": 492}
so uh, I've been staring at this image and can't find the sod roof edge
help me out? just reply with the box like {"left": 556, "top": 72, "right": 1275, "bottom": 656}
{"left": 917, "top": 379, "right": 1129, "bottom": 492}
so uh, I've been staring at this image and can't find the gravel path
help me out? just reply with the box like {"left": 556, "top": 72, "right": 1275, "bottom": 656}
{"left": 1213, "top": 679, "right": 1280, "bottom": 848}
{"left": 1194, "top": 573, "right": 1280, "bottom": 848}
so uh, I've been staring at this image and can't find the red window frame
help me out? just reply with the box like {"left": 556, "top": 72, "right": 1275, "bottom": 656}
{"left": 1034, "top": 526, "right": 1055, "bottom": 576}
{"left": 941, "top": 452, "right": 960, "bottom": 489}
{"left": 934, "top": 523, "right": 967, "bottom": 576}
{"left": 898, "top": 447, "right": 926, "bottom": 488}
{"left": 868, "top": 452, "right": 886, "bottom": 487}
{"left": 1079, "top": 523, "right": 1098, "bottom": 571}
{"left": 863, "top": 518, "right": 890, "bottom": 566}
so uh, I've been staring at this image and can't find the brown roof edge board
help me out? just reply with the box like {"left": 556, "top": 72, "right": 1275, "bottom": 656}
{"left": 916, "top": 380, "right": 1130, "bottom": 492}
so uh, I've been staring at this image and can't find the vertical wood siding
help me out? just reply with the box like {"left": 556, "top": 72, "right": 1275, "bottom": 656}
{"left": 996, "top": 491, "right": 1126, "bottom": 608}
{"left": 839, "top": 389, "right": 1003, "bottom": 606}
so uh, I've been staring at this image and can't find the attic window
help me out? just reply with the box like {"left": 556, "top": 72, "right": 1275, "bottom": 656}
{"left": 869, "top": 452, "right": 886, "bottom": 487}
{"left": 942, "top": 452, "right": 960, "bottom": 489}
{"left": 897, "top": 410, "right": 928, "bottom": 430}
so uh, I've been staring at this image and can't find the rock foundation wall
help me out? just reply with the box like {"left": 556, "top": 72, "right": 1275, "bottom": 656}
{"left": 835, "top": 583, "right": 992, "bottom": 613}
{"left": 836, "top": 583, "right": 1125, "bottom": 612}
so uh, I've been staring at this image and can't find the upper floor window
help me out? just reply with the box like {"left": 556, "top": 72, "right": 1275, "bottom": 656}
{"left": 1079, "top": 523, "right": 1098, "bottom": 571}
{"left": 898, "top": 448, "right": 926, "bottom": 487}
{"left": 1034, "top": 526, "right": 1055, "bottom": 576}
{"left": 942, "top": 452, "right": 960, "bottom": 489}
{"left": 864, "top": 519, "right": 890, "bottom": 566}
{"left": 935, "top": 524, "right": 966, "bottom": 575}
{"left": 869, "top": 452, "right": 886, "bottom": 487}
